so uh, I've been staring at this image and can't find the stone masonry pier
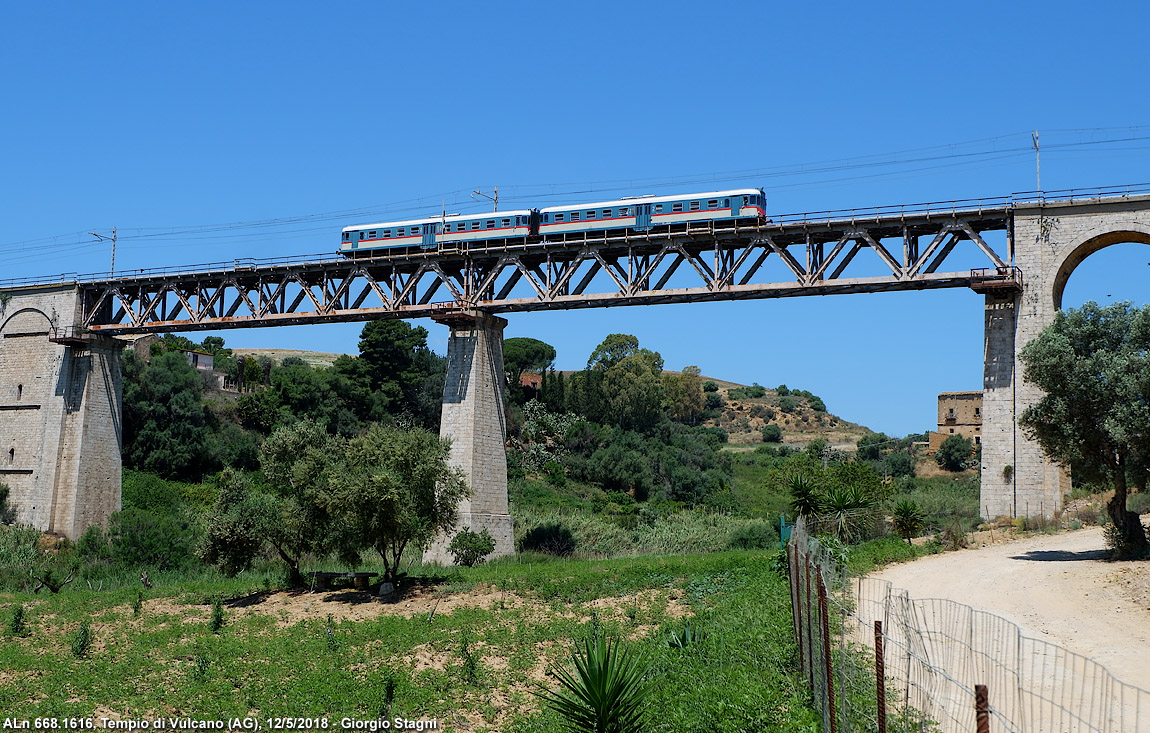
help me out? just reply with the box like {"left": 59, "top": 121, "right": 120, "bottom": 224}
{"left": 0, "top": 286, "right": 122, "bottom": 538}
{"left": 981, "top": 196, "right": 1150, "bottom": 519}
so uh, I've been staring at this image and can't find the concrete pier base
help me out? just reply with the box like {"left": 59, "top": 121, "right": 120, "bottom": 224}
{"left": 0, "top": 286, "right": 122, "bottom": 538}
{"left": 423, "top": 311, "right": 513, "bottom": 564}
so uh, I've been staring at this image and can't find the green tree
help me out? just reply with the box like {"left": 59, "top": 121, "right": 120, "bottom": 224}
{"left": 503, "top": 337, "right": 557, "bottom": 387}
{"left": 1019, "top": 301, "right": 1150, "bottom": 557}
{"left": 587, "top": 333, "right": 640, "bottom": 371}
{"left": 804, "top": 438, "right": 830, "bottom": 464}
{"left": 761, "top": 424, "right": 782, "bottom": 443}
{"left": 856, "top": 433, "right": 890, "bottom": 462}
{"left": 201, "top": 423, "right": 341, "bottom": 585}
{"left": 662, "top": 365, "right": 704, "bottom": 425}
{"left": 122, "top": 351, "right": 214, "bottom": 480}
{"left": 600, "top": 347, "right": 665, "bottom": 432}
{"left": 935, "top": 434, "right": 972, "bottom": 472}
{"left": 327, "top": 424, "right": 469, "bottom": 582}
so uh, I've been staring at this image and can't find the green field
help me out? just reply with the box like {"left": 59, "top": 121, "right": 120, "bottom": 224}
{"left": 0, "top": 551, "right": 819, "bottom": 732}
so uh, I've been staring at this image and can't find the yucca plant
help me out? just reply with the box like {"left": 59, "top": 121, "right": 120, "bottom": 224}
{"left": 787, "top": 473, "right": 823, "bottom": 518}
{"left": 892, "top": 500, "right": 925, "bottom": 544}
{"left": 536, "top": 636, "right": 650, "bottom": 733}
{"left": 821, "top": 485, "right": 877, "bottom": 543}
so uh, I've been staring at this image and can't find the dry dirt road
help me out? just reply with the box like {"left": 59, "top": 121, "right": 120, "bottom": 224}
{"left": 871, "top": 526, "right": 1150, "bottom": 691}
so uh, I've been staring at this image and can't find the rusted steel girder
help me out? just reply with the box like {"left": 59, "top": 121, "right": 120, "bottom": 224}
{"left": 79, "top": 206, "right": 1012, "bottom": 334}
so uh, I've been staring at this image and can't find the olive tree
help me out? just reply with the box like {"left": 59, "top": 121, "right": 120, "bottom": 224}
{"left": 327, "top": 424, "right": 470, "bottom": 582}
{"left": 1019, "top": 301, "right": 1150, "bottom": 557}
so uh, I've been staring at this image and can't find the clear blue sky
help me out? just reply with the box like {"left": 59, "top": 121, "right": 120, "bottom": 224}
{"left": 3, "top": 2, "right": 1149, "bottom": 436}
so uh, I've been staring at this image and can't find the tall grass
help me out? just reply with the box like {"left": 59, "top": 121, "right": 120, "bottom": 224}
{"left": 511, "top": 507, "right": 779, "bottom": 558}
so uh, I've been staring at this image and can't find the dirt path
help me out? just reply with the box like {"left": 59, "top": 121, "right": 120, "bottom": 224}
{"left": 871, "top": 526, "right": 1150, "bottom": 691}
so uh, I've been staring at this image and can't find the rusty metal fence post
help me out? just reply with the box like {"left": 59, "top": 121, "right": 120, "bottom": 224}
{"left": 817, "top": 567, "right": 837, "bottom": 733}
{"left": 975, "top": 684, "right": 990, "bottom": 733}
{"left": 875, "top": 620, "right": 886, "bottom": 733}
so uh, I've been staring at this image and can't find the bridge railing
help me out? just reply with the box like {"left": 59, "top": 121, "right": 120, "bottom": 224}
{"left": 1012, "top": 182, "right": 1150, "bottom": 205}
{"left": 5, "top": 184, "right": 1150, "bottom": 292}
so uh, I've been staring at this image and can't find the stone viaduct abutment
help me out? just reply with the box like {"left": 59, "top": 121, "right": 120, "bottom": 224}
{"left": 4, "top": 191, "right": 1149, "bottom": 549}
{"left": 981, "top": 196, "right": 1150, "bottom": 519}
{"left": 0, "top": 285, "right": 122, "bottom": 539}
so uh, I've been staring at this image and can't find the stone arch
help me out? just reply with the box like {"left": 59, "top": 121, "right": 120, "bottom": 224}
{"left": 1050, "top": 225, "right": 1150, "bottom": 311}
{"left": 0, "top": 306, "right": 54, "bottom": 335}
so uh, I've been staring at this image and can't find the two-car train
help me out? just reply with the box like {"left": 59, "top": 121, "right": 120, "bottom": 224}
{"left": 339, "top": 188, "right": 766, "bottom": 255}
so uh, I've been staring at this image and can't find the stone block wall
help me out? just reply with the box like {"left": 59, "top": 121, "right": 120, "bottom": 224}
{"left": 423, "top": 312, "right": 513, "bottom": 564}
{"left": 0, "top": 286, "right": 122, "bottom": 537}
{"left": 981, "top": 196, "right": 1150, "bottom": 519}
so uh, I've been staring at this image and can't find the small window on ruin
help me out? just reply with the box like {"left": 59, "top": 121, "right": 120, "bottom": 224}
{"left": 950, "top": 429, "right": 955, "bottom": 434}
{"left": 7, "top": 448, "right": 13, "bottom": 465}
{"left": 16, "top": 384, "right": 22, "bottom": 401}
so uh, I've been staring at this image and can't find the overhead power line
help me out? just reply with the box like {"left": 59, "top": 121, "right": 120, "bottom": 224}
{"left": 5, "top": 127, "right": 1150, "bottom": 255}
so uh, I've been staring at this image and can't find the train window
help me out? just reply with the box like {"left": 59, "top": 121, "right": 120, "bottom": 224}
{"left": 359, "top": 232, "right": 365, "bottom": 240}
{"left": 602, "top": 209, "right": 612, "bottom": 217}
{"left": 654, "top": 205, "right": 663, "bottom": 213}
{"left": 485, "top": 220, "right": 495, "bottom": 228}
{"left": 471, "top": 221, "right": 480, "bottom": 230}
{"left": 620, "top": 207, "right": 629, "bottom": 215}
{"left": 383, "top": 230, "right": 391, "bottom": 238}
{"left": 707, "top": 200, "right": 718, "bottom": 209}
{"left": 555, "top": 213, "right": 565, "bottom": 222}
{"left": 369, "top": 231, "right": 377, "bottom": 238}
{"left": 585, "top": 211, "right": 595, "bottom": 219}
{"left": 343, "top": 232, "right": 350, "bottom": 241}
{"left": 571, "top": 212, "right": 580, "bottom": 221}
{"left": 690, "top": 201, "right": 700, "bottom": 211}
{"left": 723, "top": 199, "right": 729, "bottom": 207}
{"left": 743, "top": 196, "right": 749, "bottom": 206}
{"left": 502, "top": 218, "right": 511, "bottom": 227}
{"left": 672, "top": 202, "right": 683, "bottom": 212}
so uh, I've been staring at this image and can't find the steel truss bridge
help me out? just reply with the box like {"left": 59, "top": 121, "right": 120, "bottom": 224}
{"left": 22, "top": 187, "right": 1144, "bottom": 336}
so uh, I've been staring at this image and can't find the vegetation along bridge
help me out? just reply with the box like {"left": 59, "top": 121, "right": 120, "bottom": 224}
{"left": 3, "top": 184, "right": 1149, "bottom": 557}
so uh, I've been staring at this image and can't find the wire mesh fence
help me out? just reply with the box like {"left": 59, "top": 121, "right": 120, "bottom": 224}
{"left": 788, "top": 518, "right": 1150, "bottom": 732}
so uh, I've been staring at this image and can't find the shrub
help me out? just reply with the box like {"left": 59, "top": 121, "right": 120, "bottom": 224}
{"left": 807, "top": 396, "right": 827, "bottom": 413}
{"left": 940, "top": 518, "right": 968, "bottom": 550}
{"left": 8, "top": 603, "right": 28, "bottom": 637}
{"left": 209, "top": 598, "right": 224, "bottom": 633}
{"left": 761, "top": 425, "right": 782, "bottom": 443}
{"left": 519, "top": 522, "right": 577, "bottom": 556}
{"left": 704, "top": 393, "right": 723, "bottom": 411}
{"left": 726, "top": 521, "right": 777, "bottom": 550}
{"left": 543, "top": 460, "right": 567, "bottom": 487}
{"left": 936, "top": 435, "right": 973, "bottom": 472}
{"left": 1128, "top": 492, "right": 1150, "bottom": 515}
{"left": 71, "top": 621, "right": 92, "bottom": 658}
{"left": 448, "top": 528, "right": 497, "bottom": 567}
{"left": 776, "top": 385, "right": 790, "bottom": 396}
{"left": 778, "top": 395, "right": 800, "bottom": 414}
{"left": 0, "top": 483, "right": 16, "bottom": 525}
{"left": 702, "top": 381, "right": 719, "bottom": 393}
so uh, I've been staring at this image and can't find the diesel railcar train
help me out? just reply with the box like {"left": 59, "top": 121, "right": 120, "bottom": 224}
{"left": 339, "top": 188, "right": 766, "bottom": 255}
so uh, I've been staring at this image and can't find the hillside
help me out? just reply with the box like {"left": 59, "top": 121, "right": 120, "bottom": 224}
{"left": 697, "top": 375, "right": 872, "bottom": 450}
{"left": 235, "top": 348, "right": 348, "bottom": 369}
{"left": 232, "top": 353, "right": 872, "bottom": 449}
